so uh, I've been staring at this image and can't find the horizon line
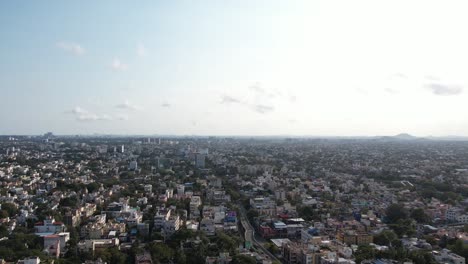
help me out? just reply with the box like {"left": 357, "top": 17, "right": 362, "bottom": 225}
{"left": 2, "top": 133, "right": 468, "bottom": 139}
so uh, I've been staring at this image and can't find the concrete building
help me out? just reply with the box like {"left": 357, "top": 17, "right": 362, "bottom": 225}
{"left": 190, "top": 196, "right": 202, "bottom": 219}
{"left": 433, "top": 249, "right": 465, "bottom": 264}
{"left": 129, "top": 161, "right": 138, "bottom": 171}
{"left": 78, "top": 238, "right": 120, "bottom": 252}
{"left": 163, "top": 215, "right": 181, "bottom": 237}
{"left": 200, "top": 218, "right": 215, "bottom": 236}
{"left": 196, "top": 153, "right": 206, "bottom": 168}
{"left": 34, "top": 217, "right": 66, "bottom": 234}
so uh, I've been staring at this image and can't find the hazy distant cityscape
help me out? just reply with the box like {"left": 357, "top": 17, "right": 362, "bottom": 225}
{"left": 0, "top": 133, "right": 467, "bottom": 264}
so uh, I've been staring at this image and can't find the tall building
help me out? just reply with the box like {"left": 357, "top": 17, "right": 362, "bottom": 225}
{"left": 199, "top": 148, "right": 209, "bottom": 155}
{"left": 129, "top": 161, "right": 138, "bottom": 171}
{"left": 196, "top": 154, "right": 206, "bottom": 168}
{"left": 121, "top": 145, "right": 125, "bottom": 153}
{"left": 190, "top": 196, "right": 202, "bottom": 219}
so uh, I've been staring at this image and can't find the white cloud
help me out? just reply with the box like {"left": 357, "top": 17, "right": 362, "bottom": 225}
{"left": 249, "top": 82, "right": 265, "bottom": 94}
{"left": 220, "top": 83, "right": 278, "bottom": 114}
{"left": 220, "top": 95, "right": 243, "bottom": 104}
{"left": 384, "top": 87, "right": 399, "bottom": 94}
{"left": 390, "top": 73, "right": 408, "bottom": 80}
{"left": 76, "top": 114, "right": 99, "bottom": 121}
{"left": 137, "top": 43, "right": 148, "bottom": 58}
{"left": 111, "top": 58, "right": 128, "bottom": 71}
{"left": 115, "top": 100, "right": 140, "bottom": 110}
{"left": 425, "top": 82, "right": 463, "bottom": 96}
{"left": 66, "top": 106, "right": 113, "bottom": 122}
{"left": 161, "top": 102, "right": 171, "bottom": 108}
{"left": 76, "top": 113, "right": 113, "bottom": 122}
{"left": 71, "top": 106, "right": 88, "bottom": 114}
{"left": 56, "top": 41, "right": 85, "bottom": 56}
{"left": 252, "top": 104, "right": 274, "bottom": 114}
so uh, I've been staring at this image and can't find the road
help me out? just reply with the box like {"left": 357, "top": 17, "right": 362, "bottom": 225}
{"left": 239, "top": 207, "right": 281, "bottom": 263}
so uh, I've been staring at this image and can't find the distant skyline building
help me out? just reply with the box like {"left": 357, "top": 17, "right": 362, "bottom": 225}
{"left": 129, "top": 161, "right": 138, "bottom": 171}
{"left": 199, "top": 148, "right": 209, "bottom": 155}
{"left": 196, "top": 153, "right": 205, "bottom": 168}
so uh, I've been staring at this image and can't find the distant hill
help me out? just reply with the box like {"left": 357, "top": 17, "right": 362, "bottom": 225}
{"left": 375, "top": 133, "right": 468, "bottom": 142}
{"left": 393, "top": 133, "right": 418, "bottom": 140}
{"left": 375, "top": 133, "right": 421, "bottom": 141}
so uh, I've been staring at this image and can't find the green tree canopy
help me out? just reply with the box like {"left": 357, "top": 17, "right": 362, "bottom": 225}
{"left": 373, "top": 230, "right": 398, "bottom": 246}
{"left": 232, "top": 254, "right": 256, "bottom": 264}
{"left": 1, "top": 203, "right": 17, "bottom": 217}
{"left": 410, "top": 208, "right": 429, "bottom": 223}
{"left": 385, "top": 204, "right": 408, "bottom": 224}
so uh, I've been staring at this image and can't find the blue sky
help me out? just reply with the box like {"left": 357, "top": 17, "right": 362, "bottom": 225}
{"left": 1, "top": 1, "right": 468, "bottom": 136}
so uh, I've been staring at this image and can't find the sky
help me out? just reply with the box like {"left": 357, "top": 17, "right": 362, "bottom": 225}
{"left": 1, "top": 0, "right": 468, "bottom": 136}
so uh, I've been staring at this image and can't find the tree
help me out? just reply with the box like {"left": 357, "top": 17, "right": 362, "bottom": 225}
{"left": 1, "top": 203, "right": 17, "bottom": 217}
{"left": 0, "top": 225, "right": 8, "bottom": 237}
{"left": 373, "top": 230, "right": 398, "bottom": 246}
{"left": 216, "top": 232, "right": 240, "bottom": 254}
{"left": 0, "top": 210, "right": 9, "bottom": 218}
{"left": 390, "top": 218, "right": 416, "bottom": 238}
{"left": 174, "top": 249, "right": 187, "bottom": 264}
{"left": 408, "top": 250, "right": 436, "bottom": 264}
{"left": 86, "top": 182, "right": 100, "bottom": 193}
{"left": 298, "top": 206, "right": 320, "bottom": 221}
{"left": 148, "top": 242, "right": 174, "bottom": 263}
{"left": 354, "top": 244, "right": 376, "bottom": 264}
{"left": 94, "top": 247, "right": 127, "bottom": 264}
{"left": 246, "top": 209, "right": 259, "bottom": 221}
{"left": 107, "top": 247, "right": 128, "bottom": 264}
{"left": 265, "top": 242, "right": 280, "bottom": 255}
{"left": 448, "top": 239, "right": 468, "bottom": 260}
{"left": 410, "top": 208, "right": 429, "bottom": 223}
{"left": 59, "top": 197, "right": 79, "bottom": 207}
{"left": 231, "top": 254, "right": 256, "bottom": 264}
{"left": 385, "top": 204, "right": 408, "bottom": 224}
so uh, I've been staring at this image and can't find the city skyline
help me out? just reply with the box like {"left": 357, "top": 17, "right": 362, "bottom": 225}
{"left": 2, "top": 0, "right": 468, "bottom": 136}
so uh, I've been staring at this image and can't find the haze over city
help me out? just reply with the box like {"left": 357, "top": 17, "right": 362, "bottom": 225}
{"left": 1, "top": 0, "right": 468, "bottom": 136}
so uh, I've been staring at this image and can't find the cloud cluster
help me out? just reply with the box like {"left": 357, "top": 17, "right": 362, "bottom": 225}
{"left": 220, "top": 83, "right": 282, "bottom": 114}
{"left": 115, "top": 100, "right": 141, "bottom": 110}
{"left": 71, "top": 106, "right": 88, "bottom": 115}
{"left": 252, "top": 104, "right": 274, "bottom": 114}
{"left": 249, "top": 82, "right": 282, "bottom": 99}
{"left": 220, "top": 95, "right": 242, "bottom": 104}
{"left": 249, "top": 83, "right": 265, "bottom": 94}
{"left": 381, "top": 73, "right": 464, "bottom": 96}
{"left": 68, "top": 107, "right": 114, "bottom": 122}
{"left": 161, "top": 102, "right": 171, "bottom": 108}
{"left": 56, "top": 41, "right": 85, "bottom": 56}
{"left": 220, "top": 94, "right": 276, "bottom": 114}
{"left": 77, "top": 114, "right": 112, "bottom": 122}
{"left": 56, "top": 41, "right": 144, "bottom": 72}
{"left": 66, "top": 99, "right": 145, "bottom": 123}
{"left": 425, "top": 82, "right": 463, "bottom": 96}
